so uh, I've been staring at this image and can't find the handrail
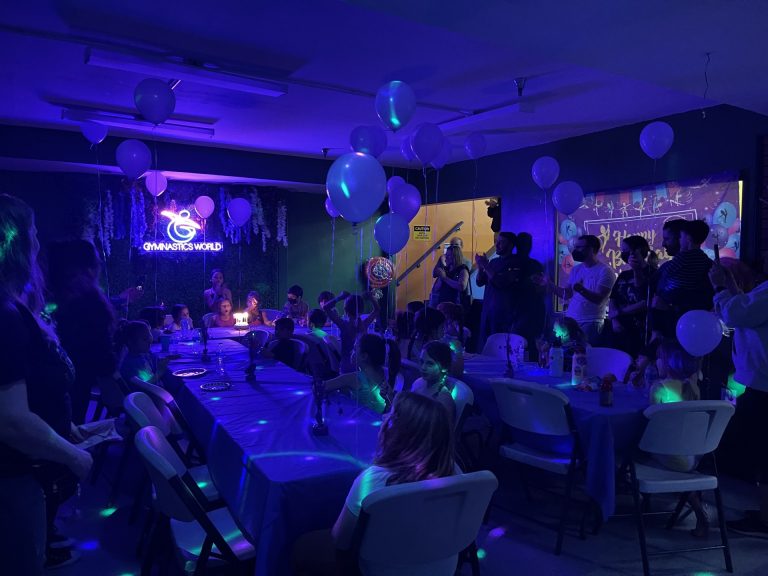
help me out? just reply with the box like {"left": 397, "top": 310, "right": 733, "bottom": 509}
{"left": 395, "top": 221, "right": 463, "bottom": 286}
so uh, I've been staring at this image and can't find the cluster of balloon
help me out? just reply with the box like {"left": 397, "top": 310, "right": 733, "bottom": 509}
{"left": 430, "top": 139, "right": 452, "bottom": 170}
{"left": 400, "top": 137, "right": 416, "bottom": 162}
{"left": 144, "top": 171, "right": 168, "bottom": 197}
{"left": 373, "top": 213, "right": 410, "bottom": 255}
{"left": 324, "top": 197, "right": 341, "bottom": 218}
{"left": 640, "top": 121, "right": 674, "bottom": 160}
{"left": 325, "top": 152, "right": 386, "bottom": 224}
{"left": 227, "top": 197, "right": 252, "bottom": 227}
{"left": 409, "top": 123, "right": 444, "bottom": 165}
{"left": 552, "top": 181, "right": 584, "bottom": 215}
{"left": 677, "top": 310, "right": 723, "bottom": 357}
{"left": 194, "top": 195, "right": 215, "bottom": 219}
{"left": 134, "top": 78, "right": 176, "bottom": 125}
{"left": 350, "top": 125, "right": 387, "bottom": 158}
{"left": 464, "top": 132, "right": 487, "bottom": 160}
{"left": 375, "top": 81, "right": 416, "bottom": 132}
{"left": 116, "top": 139, "right": 152, "bottom": 180}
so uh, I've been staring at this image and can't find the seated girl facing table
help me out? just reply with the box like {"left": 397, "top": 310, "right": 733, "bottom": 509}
{"left": 407, "top": 306, "right": 446, "bottom": 362}
{"left": 324, "top": 333, "right": 400, "bottom": 414}
{"left": 117, "top": 320, "right": 170, "bottom": 385}
{"left": 138, "top": 306, "right": 166, "bottom": 342}
{"left": 245, "top": 291, "right": 271, "bottom": 326}
{"left": 203, "top": 268, "right": 233, "bottom": 313}
{"left": 323, "top": 291, "right": 379, "bottom": 374}
{"left": 332, "top": 392, "right": 457, "bottom": 574}
{"left": 207, "top": 297, "right": 236, "bottom": 328}
{"left": 410, "top": 340, "right": 457, "bottom": 423}
{"left": 164, "top": 303, "right": 192, "bottom": 332}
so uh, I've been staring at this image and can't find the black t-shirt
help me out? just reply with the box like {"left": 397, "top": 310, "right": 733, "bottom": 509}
{"left": 611, "top": 269, "right": 652, "bottom": 331}
{"left": 0, "top": 298, "right": 74, "bottom": 477}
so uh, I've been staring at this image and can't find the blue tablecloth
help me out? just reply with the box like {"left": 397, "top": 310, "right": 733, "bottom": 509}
{"left": 168, "top": 340, "right": 379, "bottom": 575}
{"left": 463, "top": 357, "right": 648, "bottom": 519}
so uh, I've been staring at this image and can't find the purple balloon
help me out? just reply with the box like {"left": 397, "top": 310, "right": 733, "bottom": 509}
{"left": 387, "top": 176, "right": 406, "bottom": 195}
{"left": 194, "top": 195, "right": 215, "bottom": 219}
{"left": 374, "top": 213, "right": 410, "bottom": 254}
{"left": 227, "top": 198, "right": 252, "bottom": 227}
{"left": 531, "top": 156, "right": 560, "bottom": 190}
{"left": 388, "top": 183, "right": 421, "bottom": 222}
{"left": 430, "top": 138, "right": 452, "bottom": 170}
{"left": 410, "top": 123, "right": 444, "bottom": 165}
{"left": 464, "top": 132, "right": 487, "bottom": 159}
{"left": 81, "top": 121, "right": 108, "bottom": 145}
{"left": 326, "top": 152, "right": 387, "bottom": 223}
{"left": 116, "top": 139, "right": 151, "bottom": 180}
{"left": 400, "top": 137, "right": 416, "bottom": 162}
{"left": 375, "top": 81, "right": 416, "bottom": 132}
{"left": 639, "top": 121, "right": 674, "bottom": 160}
{"left": 350, "top": 125, "right": 388, "bottom": 158}
{"left": 134, "top": 78, "right": 176, "bottom": 125}
{"left": 552, "top": 181, "right": 584, "bottom": 215}
{"left": 325, "top": 196, "right": 341, "bottom": 218}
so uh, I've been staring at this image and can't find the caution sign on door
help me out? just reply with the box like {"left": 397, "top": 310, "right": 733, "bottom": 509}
{"left": 412, "top": 225, "right": 432, "bottom": 241}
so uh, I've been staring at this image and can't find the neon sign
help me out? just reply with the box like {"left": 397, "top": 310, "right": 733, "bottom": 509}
{"left": 141, "top": 209, "right": 223, "bottom": 252}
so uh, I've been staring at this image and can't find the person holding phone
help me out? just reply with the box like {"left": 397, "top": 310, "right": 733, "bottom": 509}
{"left": 203, "top": 269, "right": 233, "bottom": 313}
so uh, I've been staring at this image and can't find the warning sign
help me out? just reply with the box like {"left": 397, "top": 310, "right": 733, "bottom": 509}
{"left": 412, "top": 225, "right": 432, "bottom": 241}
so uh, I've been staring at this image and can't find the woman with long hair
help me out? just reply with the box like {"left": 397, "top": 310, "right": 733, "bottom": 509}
{"left": 325, "top": 333, "right": 400, "bottom": 414}
{"left": 430, "top": 244, "right": 470, "bottom": 309}
{"left": 411, "top": 340, "right": 457, "bottom": 422}
{"left": 0, "top": 195, "right": 93, "bottom": 573}
{"left": 332, "top": 392, "right": 456, "bottom": 570}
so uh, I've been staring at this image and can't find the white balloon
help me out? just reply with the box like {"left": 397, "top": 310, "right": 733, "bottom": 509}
{"left": 676, "top": 310, "right": 723, "bottom": 356}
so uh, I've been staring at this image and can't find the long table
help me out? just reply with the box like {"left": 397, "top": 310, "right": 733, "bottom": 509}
{"left": 462, "top": 356, "right": 649, "bottom": 520}
{"left": 166, "top": 339, "right": 379, "bottom": 575}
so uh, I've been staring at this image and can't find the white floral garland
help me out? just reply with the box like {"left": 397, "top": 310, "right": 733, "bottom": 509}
{"left": 276, "top": 201, "right": 288, "bottom": 247}
{"left": 102, "top": 189, "right": 114, "bottom": 257}
{"left": 250, "top": 189, "right": 271, "bottom": 252}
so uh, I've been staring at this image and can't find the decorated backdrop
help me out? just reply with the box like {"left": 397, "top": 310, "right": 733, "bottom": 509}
{"left": 555, "top": 171, "right": 742, "bottom": 296}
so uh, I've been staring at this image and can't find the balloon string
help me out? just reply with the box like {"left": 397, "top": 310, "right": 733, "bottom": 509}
{"left": 330, "top": 217, "right": 336, "bottom": 292}
{"left": 95, "top": 144, "right": 110, "bottom": 300}
{"left": 422, "top": 165, "right": 429, "bottom": 306}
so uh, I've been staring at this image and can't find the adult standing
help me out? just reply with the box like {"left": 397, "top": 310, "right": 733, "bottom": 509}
{"left": 509, "top": 232, "right": 546, "bottom": 353}
{"left": 429, "top": 244, "right": 470, "bottom": 309}
{"left": 475, "top": 232, "right": 518, "bottom": 351}
{"left": 710, "top": 263, "right": 768, "bottom": 536}
{"left": 546, "top": 235, "right": 616, "bottom": 345}
{"left": 203, "top": 268, "right": 233, "bottom": 313}
{"left": 47, "top": 239, "right": 117, "bottom": 425}
{"left": 0, "top": 195, "right": 92, "bottom": 575}
{"left": 608, "top": 235, "right": 654, "bottom": 358}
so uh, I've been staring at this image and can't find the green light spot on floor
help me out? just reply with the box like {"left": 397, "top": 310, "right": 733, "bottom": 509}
{"left": 477, "top": 548, "right": 487, "bottom": 560}
{"left": 211, "top": 396, "right": 221, "bottom": 401}
{"left": 371, "top": 420, "right": 382, "bottom": 427}
{"left": 257, "top": 419, "right": 268, "bottom": 425}
{"left": 99, "top": 507, "right": 117, "bottom": 518}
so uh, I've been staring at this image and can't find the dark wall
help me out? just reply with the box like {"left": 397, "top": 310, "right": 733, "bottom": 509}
{"left": 0, "top": 171, "right": 284, "bottom": 323}
{"left": 433, "top": 105, "right": 768, "bottom": 269}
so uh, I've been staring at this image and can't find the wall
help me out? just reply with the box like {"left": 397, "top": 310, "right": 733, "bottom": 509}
{"left": 0, "top": 170, "right": 284, "bottom": 322}
{"left": 433, "top": 104, "right": 768, "bottom": 272}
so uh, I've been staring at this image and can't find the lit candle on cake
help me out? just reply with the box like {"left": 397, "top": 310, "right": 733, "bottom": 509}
{"left": 233, "top": 312, "right": 248, "bottom": 328}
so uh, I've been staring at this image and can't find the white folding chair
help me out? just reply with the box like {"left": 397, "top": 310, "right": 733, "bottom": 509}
{"left": 124, "top": 393, "right": 220, "bottom": 507}
{"left": 451, "top": 379, "right": 474, "bottom": 432}
{"left": 397, "top": 359, "right": 421, "bottom": 392}
{"left": 481, "top": 333, "right": 527, "bottom": 359}
{"left": 351, "top": 471, "right": 498, "bottom": 576}
{"left": 491, "top": 378, "right": 585, "bottom": 554}
{"left": 586, "top": 347, "right": 633, "bottom": 380}
{"left": 630, "top": 400, "right": 735, "bottom": 576}
{"left": 134, "top": 426, "right": 255, "bottom": 576}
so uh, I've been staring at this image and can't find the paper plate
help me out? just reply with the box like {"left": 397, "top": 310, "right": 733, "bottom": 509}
{"left": 172, "top": 368, "right": 207, "bottom": 378}
{"left": 200, "top": 381, "right": 232, "bottom": 392}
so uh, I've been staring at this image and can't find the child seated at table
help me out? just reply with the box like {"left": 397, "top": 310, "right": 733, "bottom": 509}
{"left": 138, "top": 306, "right": 166, "bottom": 341}
{"left": 245, "top": 291, "right": 271, "bottom": 327}
{"left": 207, "top": 297, "right": 236, "bottom": 328}
{"left": 165, "top": 303, "right": 192, "bottom": 332}
{"left": 296, "top": 309, "right": 339, "bottom": 378}
{"left": 410, "top": 340, "right": 457, "bottom": 423}
{"left": 323, "top": 291, "right": 380, "bottom": 373}
{"left": 406, "top": 306, "right": 446, "bottom": 362}
{"left": 323, "top": 333, "right": 400, "bottom": 414}
{"left": 116, "top": 320, "right": 169, "bottom": 385}
{"left": 648, "top": 338, "right": 707, "bottom": 537}
{"left": 262, "top": 317, "right": 301, "bottom": 368}
{"left": 282, "top": 284, "right": 309, "bottom": 326}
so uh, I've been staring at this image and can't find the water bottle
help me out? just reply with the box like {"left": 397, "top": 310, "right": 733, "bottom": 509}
{"left": 216, "top": 343, "right": 226, "bottom": 377}
{"left": 548, "top": 339, "right": 564, "bottom": 377}
{"left": 180, "top": 317, "right": 192, "bottom": 340}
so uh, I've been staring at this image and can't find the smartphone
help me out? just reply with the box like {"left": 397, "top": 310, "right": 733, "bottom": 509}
{"left": 713, "top": 243, "right": 720, "bottom": 264}
{"left": 136, "top": 274, "right": 147, "bottom": 291}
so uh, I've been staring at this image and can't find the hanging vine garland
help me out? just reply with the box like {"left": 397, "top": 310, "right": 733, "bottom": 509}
{"left": 250, "top": 189, "right": 271, "bottom": 252}
{"left": 130, "top": 184, "right": 148, "bottom": 248}
{"left": 102, "top": 189, "right": 114, "bottom": 257}
{"left": 277, "top": 201, "right": 288, "bottom": 247}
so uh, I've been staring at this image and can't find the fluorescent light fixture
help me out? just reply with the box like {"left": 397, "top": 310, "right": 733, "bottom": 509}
{"left": 61, "top": 108, "right": 215, "bottom": 137}
{"left": 85, "top": 47, "right": 287, "bottom": 98}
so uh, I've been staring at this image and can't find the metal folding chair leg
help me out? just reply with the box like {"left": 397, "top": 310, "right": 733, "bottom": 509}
{"left": 631, "top": 483, "right": 650, "bottom": 576}
{"left": 714, "top": 487, "right": 734, "bottom": 573}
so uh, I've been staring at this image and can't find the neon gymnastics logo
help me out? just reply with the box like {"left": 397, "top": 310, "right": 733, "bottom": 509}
{"left": 141, "top": 209, "right": 223, "bottom": 253}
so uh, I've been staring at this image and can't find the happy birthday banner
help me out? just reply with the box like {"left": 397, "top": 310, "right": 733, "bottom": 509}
{"left": 556, "top": 171, "right": 741, "bottom": 291}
